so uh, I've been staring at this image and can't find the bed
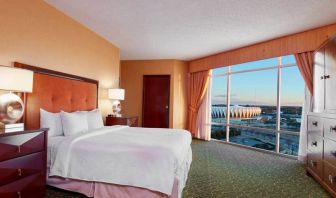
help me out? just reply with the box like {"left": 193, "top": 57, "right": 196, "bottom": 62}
{"left": 14, "top": 62, "right": 192, "bottom": 198}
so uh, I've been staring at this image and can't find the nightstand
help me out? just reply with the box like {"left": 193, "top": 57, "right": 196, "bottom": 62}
{"left": 106, "top": 116, "right": 138, "bottom": 127}
{"left": 0, "top": 128, "right": 48, "bottom": 198}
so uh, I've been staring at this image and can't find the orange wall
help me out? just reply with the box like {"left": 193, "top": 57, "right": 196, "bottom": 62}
{"left": 190, "top": 23, "right": 336, "bottom": 72}
{"left": 0, "top": 0, "right": 120, "bottom": 120}
{"left": 120, "top": 60, "right": 188, "bottom": 129}
{"left": 173, "top": 61, "right": 189, "bottom": 129}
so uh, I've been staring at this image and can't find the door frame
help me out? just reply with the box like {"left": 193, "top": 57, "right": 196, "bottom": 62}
{"left": 142, "top": 75, "right": 171, "bottom": 128}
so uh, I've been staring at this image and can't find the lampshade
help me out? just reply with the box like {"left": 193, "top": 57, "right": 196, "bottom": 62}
{"left": 108, "top": 89, "right": 125, "bottom": 100}
{"left": 0, "top": 66, "right": 33, "bottom": 93}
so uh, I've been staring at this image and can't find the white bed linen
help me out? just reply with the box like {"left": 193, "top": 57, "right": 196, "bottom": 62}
{"left": 49, "top": 126, "right": 192, "bottom": 196}
{"left": 48, "top": 136, "right": 66, "bottom": 168}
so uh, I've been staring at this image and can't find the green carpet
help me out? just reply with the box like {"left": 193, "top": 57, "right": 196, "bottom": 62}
{"left": 46, "top": 140, "right": 331, "bottom": 198}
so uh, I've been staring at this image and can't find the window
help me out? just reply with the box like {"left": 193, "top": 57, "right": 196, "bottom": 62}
{"left": 230, "top": 69, "right": 277, "bottom": 129}
{"left": 211, "top": 69, "right": 227, "bottom": 141}
{"left": 211, "top": 55, "right": 304, "bottom": 156}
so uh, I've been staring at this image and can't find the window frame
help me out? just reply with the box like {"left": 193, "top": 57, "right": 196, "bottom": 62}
{"left": 210, "top": 56, "right": 302, "bottom": 156}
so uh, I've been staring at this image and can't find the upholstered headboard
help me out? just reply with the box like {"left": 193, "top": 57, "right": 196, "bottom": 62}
{"left": 14, "top": 62, "right": 99, "bottom": 130}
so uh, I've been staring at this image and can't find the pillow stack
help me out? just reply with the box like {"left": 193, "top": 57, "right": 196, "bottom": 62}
{"left": 40, "top": 109, "right": 104, "bottom": 137}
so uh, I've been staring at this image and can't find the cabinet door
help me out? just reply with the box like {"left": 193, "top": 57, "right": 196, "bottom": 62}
{"left": 325, "top": 39, "right": 336, "bottom": 112}
{"left": 313, "top": 48, "right": 325, "bottom": 112}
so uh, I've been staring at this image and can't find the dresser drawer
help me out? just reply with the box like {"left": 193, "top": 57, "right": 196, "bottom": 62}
{"left": 0, "top": 172, "right": 45, "bottom": 198}
{"left": 307, "top": 152, "right": 323, "bottom": 179}
{"left": 307, "top": 116, "right": 323, "bottom": 136}
{"left": 324, "top": 162, "right": 336, "bottom": 193}
{"left": 0, "top": 152, "right": 45, "bottom": 186}
{"left": 324, "top": 118, "right": 336, "bottom": 141}
{"left": 0, "top": 132, "right": 45, "bottom": 162}
{"left": 324, "top": 138, "right": 336, "bottom": 166}
{"left": 307, "top": 134, "right": 323, "bottom": 155}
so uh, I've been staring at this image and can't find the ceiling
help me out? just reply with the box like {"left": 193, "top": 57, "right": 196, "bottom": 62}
{"left": 45, "top": 0, "right": 336, "bottom": 61}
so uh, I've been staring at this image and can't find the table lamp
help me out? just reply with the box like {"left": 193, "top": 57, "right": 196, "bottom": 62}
{"left": 108, "top": 88, "right": 125, "bottom": 117}
{"left": 0, "top": 66, "right": 33, "bottom": 131}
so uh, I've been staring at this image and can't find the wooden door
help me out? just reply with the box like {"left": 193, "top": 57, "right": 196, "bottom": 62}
{"left": 142, "top": 75, "right": 170, "bottom": 128}
{"left": 313, "top": 48, "right": 325, "bottom": 113}
{"left": 325, "top": 38, "right": 336, "bottom": 112}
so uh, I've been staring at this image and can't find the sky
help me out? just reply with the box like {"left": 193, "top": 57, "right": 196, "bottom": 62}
{"left": 211, "top": 55, "right": 305, "bottom": 106}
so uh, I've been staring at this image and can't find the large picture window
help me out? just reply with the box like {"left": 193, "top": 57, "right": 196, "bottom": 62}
{"left": 211, "top": 55, "right": 304, "bottom": 156}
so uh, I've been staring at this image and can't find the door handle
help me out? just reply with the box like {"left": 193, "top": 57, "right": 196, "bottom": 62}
{"left": 330, "top": 151, "right": 336, "bottom": 157}
{"left": 329, "top": 175, "right": 336, "bottom": 183}
{"left": 312, "top": 121, "right": 318, "bottom": 127}
{"left": 311, "top": 141, "right": 318, "bottom": 147}
{"left": 330, "top": 126, "right": 336, "bottom": 132}
{"left": 310, "top": 160, "right": 317, "bottom": 167}
{"left": 321, "top": 75, "right": 331, "bottom": 79}
{"left": 165, "top": 105, "right": 169, "bottom": 109}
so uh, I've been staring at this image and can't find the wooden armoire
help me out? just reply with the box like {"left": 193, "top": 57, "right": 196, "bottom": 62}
{"left": 307, "top": 36, "right": 336, "bottom": 197}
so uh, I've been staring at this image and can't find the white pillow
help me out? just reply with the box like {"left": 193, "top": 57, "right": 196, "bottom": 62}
{"left": 60, "top": 111, "right": 89, "bottom": 136}
{"left": 40, "top": 109, "right": 63, "bottom": 137}
{"left": 85, "top": 109, "right": 104, "bottom": 130}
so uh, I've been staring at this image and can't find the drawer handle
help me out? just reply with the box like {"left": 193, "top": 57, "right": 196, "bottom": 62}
{"left": 329, "top": 175, "right": 336, "bottom": 184}
{"left": 325, "top": 75, "right": 331, "bottom": 79}
{"left": 17, "top": 168, "right": 22, "bottom": 176}
{"left": 17, "top": 191, "right": 21, "bottom": 198}
{"left": 312, "top": 121, "right": 318, "bottom": 126}
{"left": 310, "top": 160, "right": 317, "bottom": 167}
{"left": 330, "top": 126, "right": 336, "bottom": 132}
{"left": 331, "top": 151, "right": 336, "bottom": 157}
{"left": 17, "top": 145, "right": 21, "bottom": 153}
{"left": 311, "top": 141, "right": 318, "bottom": 147}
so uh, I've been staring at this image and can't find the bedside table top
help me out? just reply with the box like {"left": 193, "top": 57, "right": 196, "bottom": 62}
{"left": 0, "top": 128, "right": 49, "bottom": 137}
{"left": 107, "top": 116, "right": 138, "bottom": 119}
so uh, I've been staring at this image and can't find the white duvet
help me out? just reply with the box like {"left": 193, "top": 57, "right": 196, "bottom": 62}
{"left": 49, "top": 126, "right": 192, "bottom": 195}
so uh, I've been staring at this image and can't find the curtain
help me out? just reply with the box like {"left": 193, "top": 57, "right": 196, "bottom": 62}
{"left": 294, "top": 51, "right": 314, "bottom": 95}
{"left": 195, "top": 71, "right": 212, "bottom": 140}
{"left": 295, "top": 51, "right": 314, "bottom": 161}
{"left": 187, "top": 70, "right": 211, "bottom": 137}
{"left": 298, "top": 87, "right": 311, "bottom": 161}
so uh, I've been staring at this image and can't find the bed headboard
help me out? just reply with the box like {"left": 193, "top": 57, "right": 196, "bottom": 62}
{"left": 14, "top": 62, "right": 99, "bottom": 130}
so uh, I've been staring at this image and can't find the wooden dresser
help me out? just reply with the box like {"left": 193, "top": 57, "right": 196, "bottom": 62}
{"left": 307, "top": 36, "right": 336, "bottom": 197}
{"left": 0, "top": 129, "right": 48, "bottom": 198}
{"left": 106, "top": 116, "right": 138, "bottom": 127}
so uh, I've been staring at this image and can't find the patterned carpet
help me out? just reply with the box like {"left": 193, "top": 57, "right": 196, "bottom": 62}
{"left": 46, "top": 140, "right": 331, "bottom": 198}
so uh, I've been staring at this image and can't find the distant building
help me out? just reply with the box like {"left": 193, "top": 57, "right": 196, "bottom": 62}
{"left": 212, "top": 105, "right": 262, "bottom": 119}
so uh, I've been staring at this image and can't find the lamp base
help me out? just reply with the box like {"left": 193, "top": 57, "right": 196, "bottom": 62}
{"left": 0, "top": 92, "right": 24, "bottom": 124}
{"left": 0, "top": 123, "right": 24, "bottom": 133}
{"left": 111, "top": 100, "right": 122, "bottom": 117}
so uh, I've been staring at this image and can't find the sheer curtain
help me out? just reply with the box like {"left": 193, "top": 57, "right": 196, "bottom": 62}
{"left": 298, "top": 88, "right": 312, "bottom": 161}
{"left": 195, "top": 71, "right": 212, "bottom": 141}
{"left": 295, "top": 51, "right": 314, "bottom": 162}
{"left": 187, "top": 70, "right": 211, "bottom": 137}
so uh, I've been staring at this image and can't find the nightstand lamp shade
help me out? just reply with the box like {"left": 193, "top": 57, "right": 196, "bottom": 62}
{"left": 108, "top": 89, "right": 125, "bottom": 117}
{"left": 0, "top": 66, "right": 33, "bottom": 93}
{"left": 108, "top": 89, "right": 125, "bottom": 100}
{"left": 0, "top": 66, "right": 33, "bottom": 126}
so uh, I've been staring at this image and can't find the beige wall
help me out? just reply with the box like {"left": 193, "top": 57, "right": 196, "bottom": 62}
{"left": 120, "top": 60, "right": 188, "bottom": 129}
{"left": 0, "top": 0, "right": 120, "bottom": 120}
